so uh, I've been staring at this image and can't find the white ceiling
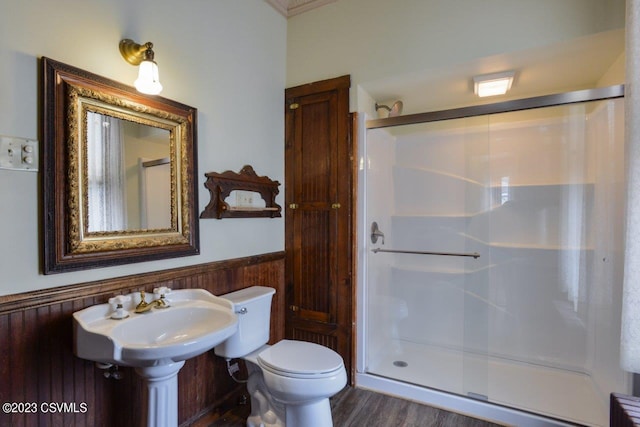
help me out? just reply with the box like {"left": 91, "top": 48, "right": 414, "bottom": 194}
{"left": 363, "top": 29, "right": 625, "bottom": 115}
{"left": 265, "top": 1, "right": 624, "bottom": 115}
{"left": 264, "top": 0, "right": 338, "bottom": 17}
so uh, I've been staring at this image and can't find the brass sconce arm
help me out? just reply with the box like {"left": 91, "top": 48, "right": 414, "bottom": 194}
{"left": 119, "top": 39, "right": 155, "bottom": 65}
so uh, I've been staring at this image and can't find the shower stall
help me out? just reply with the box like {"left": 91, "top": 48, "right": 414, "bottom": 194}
{"left": 356, "top": 86, "right": 630, "bottom": 426}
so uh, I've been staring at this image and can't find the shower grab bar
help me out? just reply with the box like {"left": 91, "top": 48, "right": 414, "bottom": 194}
{"left": 371, "top": 248, "right": 480, "bottom": 259}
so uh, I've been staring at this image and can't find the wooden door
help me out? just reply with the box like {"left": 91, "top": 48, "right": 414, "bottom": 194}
{"left": 284, "top": 75, "right": 353, "bottom": 381}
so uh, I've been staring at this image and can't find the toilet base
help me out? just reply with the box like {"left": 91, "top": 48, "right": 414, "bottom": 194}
{"left": 247, "top": 361, "right": 285, "bottom": 427}
{"left": 285, "top": 399, "right": 333, "bottom": 427}
{"left": 245, "top": 361, "right": 335, "bottom": 427}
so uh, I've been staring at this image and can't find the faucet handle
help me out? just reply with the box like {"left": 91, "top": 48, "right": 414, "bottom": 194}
{"left": 153, "top": 287, "right": 171, "bottom": 298}
{"left": 109, "top": 295, "right": 132, "bottom": 306}
{"left": 108, "top": 295, "right": 131, "bottom": 320}
{"left": 153, "top": 287, "right": 171, "bottom": 308}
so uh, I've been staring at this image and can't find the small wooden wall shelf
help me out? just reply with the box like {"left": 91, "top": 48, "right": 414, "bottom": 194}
{"left": 200, "top": 165, "right": 282, "bottom": 219}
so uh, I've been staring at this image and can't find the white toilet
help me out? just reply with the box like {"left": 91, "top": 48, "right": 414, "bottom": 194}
{"left": 214, "top": 286, "right": 347, "bottom": 427}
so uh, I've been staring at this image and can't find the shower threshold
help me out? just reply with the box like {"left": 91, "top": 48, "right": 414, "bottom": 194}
{"left": 361, "top": 340, "right": 606, "bottom": 427}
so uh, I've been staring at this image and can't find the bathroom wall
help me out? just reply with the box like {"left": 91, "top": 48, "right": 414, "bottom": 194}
{"left": 286, "top": 0, "right": 625, "bottom": 112}
{"left": 0, "top": 254, "right": 285, "bottom": 427}
{"left": 0, "top": 2, "right": 286, "bottom": 424}
{"left": 0, "top": 0, "right": 286, "bottom": 297}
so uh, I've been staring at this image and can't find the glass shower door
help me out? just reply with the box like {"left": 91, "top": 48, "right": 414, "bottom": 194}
{"left": 483, "top": 100, "right": 627, "bottom": 425}
{"left": 364, "top": 115, "right": 491, "bottom": 401}
{"left": 362, "top": 95, "right": 628, "bottom": 426}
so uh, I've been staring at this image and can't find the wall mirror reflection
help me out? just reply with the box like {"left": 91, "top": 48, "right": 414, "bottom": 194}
{"left": 85, "top": 112, "right": 171, "bottom": 232}
{"left": 42, "top": 58, "right": 199, "bottom": 274}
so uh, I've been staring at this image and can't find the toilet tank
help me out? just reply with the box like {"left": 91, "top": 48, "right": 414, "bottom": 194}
{"left": 214, "top": 286, "right": 275, "bottom": 359}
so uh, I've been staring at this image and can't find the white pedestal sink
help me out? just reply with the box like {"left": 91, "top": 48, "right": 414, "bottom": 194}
{"left": 73, "top": 288, "right": 238, "bottom": 427}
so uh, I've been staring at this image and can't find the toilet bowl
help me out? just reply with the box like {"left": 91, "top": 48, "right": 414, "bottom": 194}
{"left": 214, "top": 286, "right": 347, "bottom": 427}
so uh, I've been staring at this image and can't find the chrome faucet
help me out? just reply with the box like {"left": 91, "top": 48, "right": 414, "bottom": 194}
{"left": 371, "top": 222, "right": 385, "bottom": 245}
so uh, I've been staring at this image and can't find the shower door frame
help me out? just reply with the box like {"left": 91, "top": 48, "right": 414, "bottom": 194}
{"left": 356, "top": 84, "right": 625, "bottom": 427}
{"left": 365, "top": 85, "right": 624, "bottom": 130}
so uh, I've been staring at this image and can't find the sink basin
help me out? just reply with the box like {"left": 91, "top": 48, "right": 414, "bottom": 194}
{"left": 73, "top": 288, "right": 238, "bottom": 367}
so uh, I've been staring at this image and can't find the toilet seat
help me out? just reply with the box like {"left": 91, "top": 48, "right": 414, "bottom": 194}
{"left": 257, "top": 340, "right": 344, "bottom": 379}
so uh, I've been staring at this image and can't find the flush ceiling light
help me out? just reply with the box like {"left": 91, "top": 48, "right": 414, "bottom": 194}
{"left": 119, "top": 39, "right": 163, "bottom": 95}
{"left": 473, "top": 71, "right": 515, "bottom": 97}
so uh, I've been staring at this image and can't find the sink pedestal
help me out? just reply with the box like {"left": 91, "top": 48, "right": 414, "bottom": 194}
{"left": 135, "top": 361, "right": 185, "bottom": 427}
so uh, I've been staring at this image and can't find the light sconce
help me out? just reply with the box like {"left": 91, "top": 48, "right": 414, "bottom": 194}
{"left": 119, "top": 39, "right": 163, "bottom": 95}
{"left": 375, "top": 100, "right": 403, "bottom": 117}
{"left": 473, "top": 71, "right": 515, "bottom": 97}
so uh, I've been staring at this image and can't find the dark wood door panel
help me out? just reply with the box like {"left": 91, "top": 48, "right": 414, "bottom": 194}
{"left": 285, "top": 74, "right": 353, "bottom": 382}
{"left": 290, "top": 319, "right": 339, "bottom": 351}
{"left": 294, "top": 93, "right": 338, "bottom": 203}
{"left": 296, "top": 210, "right": 332, "bottom": 315}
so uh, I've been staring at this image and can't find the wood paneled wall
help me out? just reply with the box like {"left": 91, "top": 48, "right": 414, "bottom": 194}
{"left": 0, "top": 252, "right": 285, "bottom": 427}
{"left": 611, "top": 393, "right": 640, "bottom": 427}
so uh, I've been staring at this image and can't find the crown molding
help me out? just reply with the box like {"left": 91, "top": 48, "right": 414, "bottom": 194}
{"left": 264, "top": 0, "right": 338, "bottom": 17}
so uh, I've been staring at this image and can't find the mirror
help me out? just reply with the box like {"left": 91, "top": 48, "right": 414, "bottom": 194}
{"left": 85, "top": 112, "right": 171, "bottom": 232}
{"left": 42, "top": 58, "right": 199, "bottom": 274}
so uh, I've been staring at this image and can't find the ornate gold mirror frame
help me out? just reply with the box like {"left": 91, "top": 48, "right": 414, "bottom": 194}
{"left": 42, "top": 58, "right": 199, "bottom": 274}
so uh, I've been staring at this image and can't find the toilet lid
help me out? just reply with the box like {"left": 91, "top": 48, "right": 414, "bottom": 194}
{"left": 257, "top": 340, "right": 344, "bottom": 376}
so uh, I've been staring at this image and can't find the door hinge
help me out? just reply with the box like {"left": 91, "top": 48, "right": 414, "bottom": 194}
{"left": 289, "top": 103, "right": 299, "bottom": 110}
{"left": 289, "top": 203, "right": 299, "bottom": 209}
{"left": 332, "top": 203, "right": 341, "bottom": 209}
{"left": 289, "top": 305, "right": 299, "bottom": 312}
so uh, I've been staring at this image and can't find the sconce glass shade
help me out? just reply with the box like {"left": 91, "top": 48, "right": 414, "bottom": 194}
{"left": 134, "top": 60, "right": 163, "bottom": 95}
{"left": 120, "top": 39, "right": 163, "bottom": 95}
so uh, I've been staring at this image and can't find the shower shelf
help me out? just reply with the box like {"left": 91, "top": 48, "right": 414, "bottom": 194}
{"left": 393, "top": 181, "right": 595, "bottom": 211}
{"left": 390, "top": 264, "right": 495, "bottom": 275}
{"left": 489, "top": 242, "right": 594, "bottom": 251}
{"left": 390, "top": 212, "right": 499, "bottom": 220}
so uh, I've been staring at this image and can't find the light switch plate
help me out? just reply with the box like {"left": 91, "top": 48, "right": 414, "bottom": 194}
{"left": 0, "top": 135, "right": 39, "bottom": 172}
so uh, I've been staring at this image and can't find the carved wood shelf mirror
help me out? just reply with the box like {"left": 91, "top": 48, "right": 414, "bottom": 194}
{"left": 42, "top": 58, "right": 199, "bottom": 274}
{"left": 200, "top": 165, "right": 281, "bottom": 219}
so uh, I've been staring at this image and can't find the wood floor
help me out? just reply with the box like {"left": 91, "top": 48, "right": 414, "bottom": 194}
{"left": 207, "top": 386, "right": 505, "bottom": 427}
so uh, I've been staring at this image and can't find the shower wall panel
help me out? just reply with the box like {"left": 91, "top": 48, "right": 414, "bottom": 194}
{"left": 384, "top": 105, "right": 603, "bottom": 369}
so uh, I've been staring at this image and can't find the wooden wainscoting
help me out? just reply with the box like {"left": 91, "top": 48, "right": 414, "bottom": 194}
{"left": 0, "top": 252, "right": 285, "bottom": 427}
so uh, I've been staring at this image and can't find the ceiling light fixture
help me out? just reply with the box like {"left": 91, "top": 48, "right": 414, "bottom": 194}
{"left": 473, "top": 71, "right": 515, "bottom": 97}
{"left": 119, "top": 39, "right": 163, "bottom": 95}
